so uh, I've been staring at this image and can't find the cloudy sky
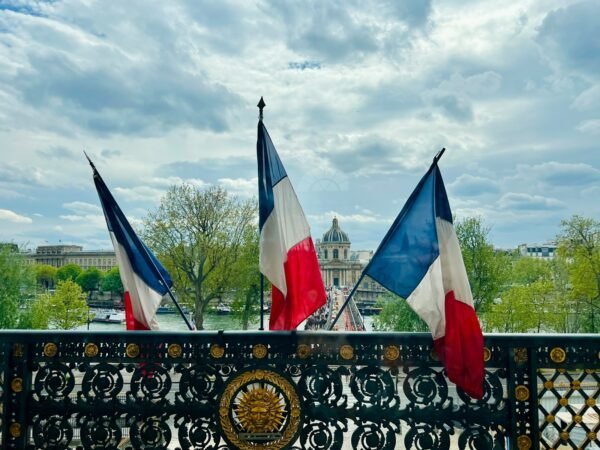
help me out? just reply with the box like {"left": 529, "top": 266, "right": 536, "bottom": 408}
{"left": 0, "top": 0, "right": 598, "bottom": 252}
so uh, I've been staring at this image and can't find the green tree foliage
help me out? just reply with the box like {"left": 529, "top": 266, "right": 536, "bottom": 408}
{"left": 143, "top": 185, "right": 256, "bottom": 330}
{"left": 0, "top": 245, "right": 35, "bottom": 328}
{"left": 34, "top": 264, "right": 57, "bottom": 290}
{"left": 373, "top": 292, "right": 428, "bottom": 332}
{"left": 556, "top": 215, "right": 600, "bottom": 333}
{"left": 29, "top": 294, "right": 51, "bottom": 329}
{"left": 229, "top": 229, "right": 261, "bottom": 330}
{"left": 76, "top": 267, "right": 103, "bottom": 292}
{"left": 56, "top": 263, "right": 82, "bottom": 282}
{"left": 45, "top": 280, "right": 88, "bottom": 329}
{"left": 455, "top": 217, "right": 510, "bottom": 313}
{"left": 101, "top": 267, "right": 124, "bottom": 297}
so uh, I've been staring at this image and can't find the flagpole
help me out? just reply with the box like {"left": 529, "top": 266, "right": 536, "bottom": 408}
{"left": 328, "top": 272, "right": 367, "bottom": 330}
{"left": 329, "top": 148, "right": 447, "bottom": 330}
{"left": 84, "top": 152, "right": 194, "bottom": 331}
{"left": 257, "top": 97, "right": 266, "bottom": 331}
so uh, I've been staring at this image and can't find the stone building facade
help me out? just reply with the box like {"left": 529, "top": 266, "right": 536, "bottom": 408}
{"left": 28, "top": 245, "right": 117, "bottom": 271}
{"left": 315, "top": 218, "right": 385, "bottom": 305}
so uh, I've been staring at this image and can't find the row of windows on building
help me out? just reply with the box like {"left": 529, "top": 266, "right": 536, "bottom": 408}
{"left": 320, "top": 249, "right": 348, "bottom": 260}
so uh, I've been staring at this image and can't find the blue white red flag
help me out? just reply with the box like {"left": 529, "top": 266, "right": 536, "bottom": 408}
{"left": 257, "top": 121, "right": 326, "bottom": 330}
{"left": 364, "top": 159, "right": 484, "bottom": 398}
{"left": 89, "top": 159, "right": 171, "bottom": 330}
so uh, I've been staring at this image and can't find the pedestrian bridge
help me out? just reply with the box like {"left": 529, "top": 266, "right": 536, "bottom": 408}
{"left": 0, "top": 331, "right": 598, "bottom": 449}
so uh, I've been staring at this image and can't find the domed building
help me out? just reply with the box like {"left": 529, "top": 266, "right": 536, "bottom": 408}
{"left": 315, "top": 218, "right": 385, "bottom": 306}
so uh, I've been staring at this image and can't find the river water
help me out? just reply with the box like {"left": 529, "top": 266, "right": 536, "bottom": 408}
{"left": 79, "top": 311, "right": 375, "bottom": 331}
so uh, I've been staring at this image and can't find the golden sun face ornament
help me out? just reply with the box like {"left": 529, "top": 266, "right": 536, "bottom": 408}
{"left": 234, "top": 384, "right": 286, "bottom": 433}
{"left": 219, "top": 369, "right": 301, "bottom": 450}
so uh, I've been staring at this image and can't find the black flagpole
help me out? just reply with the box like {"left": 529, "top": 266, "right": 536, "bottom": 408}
{"left": 85, "top": 152, "right": 194, "bottom": 331}
{"left": 257, "top": 97, "right": 266, "bottom": 331}
{"left": 329, "top": 148, "right": 447, "bottom": 330}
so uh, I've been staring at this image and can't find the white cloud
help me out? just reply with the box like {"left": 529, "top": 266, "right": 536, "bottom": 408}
{"left": 497, "top": 193, "right": 565, "bottom": 211}
{"left": 0, "top": 208, "right": 32, "bottom": 223}
{"left": 0, "top": 0, "right": 598, "bottom": 250}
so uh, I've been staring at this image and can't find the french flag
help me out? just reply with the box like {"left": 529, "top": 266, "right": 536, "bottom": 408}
{"left": 257, "top": 121, "right": 327, "bottom": 330}
{"left": 364, "top": 154, "right": 484, "bottom": 398}
{"left": 88, "top": 157, "right": 172, "bottom": 331}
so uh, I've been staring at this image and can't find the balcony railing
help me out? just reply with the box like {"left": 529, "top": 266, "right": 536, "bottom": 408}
{"left": 0, "top": 331, "right": 598, "bottom": 449}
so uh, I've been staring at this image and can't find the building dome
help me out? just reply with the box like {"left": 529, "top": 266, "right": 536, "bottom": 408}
{"left": 322, "top": 217, "right": 350, "bottom": 243}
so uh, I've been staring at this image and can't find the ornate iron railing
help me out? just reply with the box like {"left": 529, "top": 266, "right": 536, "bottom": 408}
{"left": 0, "top": 331, "right": 598, "bottom": 450}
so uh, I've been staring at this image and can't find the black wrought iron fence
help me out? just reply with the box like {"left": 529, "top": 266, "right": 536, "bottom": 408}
{"left": 0, "top": 331, "right": 598, "bottom": 449}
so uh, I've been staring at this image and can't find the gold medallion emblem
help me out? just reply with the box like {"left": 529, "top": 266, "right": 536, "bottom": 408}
{"left": 126, "top": 343, "right": 140, "bottom": 358}
{"left": 483, "top": 347, "right": 491, "bottom": 362}
{"left": 10, "top": 378, "right": 23, "bottom": 393}
{"left": 515, "top": 385, "right": 530, "bottom": 402}
{"left": 9, "top": 423, "right": 21, "bottom": 438}
{"left": 383, "top": 345, "right": 400, "bottom": 361}
{"left": 84, "top": 343, "right": 98, "bottom": 357}
{"left": 253, "top": 344, "right": 268, "bottom": 359}
{"left": 550, "top": 347, "right": 566, "bottom": 363}
{"left": 296, "top": 344, "right": 311, "bottom": 359}
{"left": 210, "top": 344, "right": 225, "bottom": 359}
{"left": 219, "top": 369, "right": 301, "bottom": 450}
{"left": 517, "top": 435, "right": 532, "bottom": 450}
{"left": 340, "top": 345, "right": 354, "bottom": 360}
{"left": 168, "top": 343, "right": 182, "bottom": 358}
{"left": 43, "top": 342, "right": 57, "bottom": 358}
{"left": 514, "top": 348, "right": 528, "bottom": 363}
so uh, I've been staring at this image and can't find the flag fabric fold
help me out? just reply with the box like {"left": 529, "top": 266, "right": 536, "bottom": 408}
{"left": 364, "top": 161, "right": 484, "bottom": 398}
{"left": 90, "top": 162, "right": 171, "bottom": 330}
{"left": 257, "top": 121, "right": 327, "bottom": 330}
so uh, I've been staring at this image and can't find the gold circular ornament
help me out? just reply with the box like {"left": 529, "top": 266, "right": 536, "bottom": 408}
{"left": 559, "top": 397, "right": 568, "bottom": 407}
{"left": 544, "top": 381, "right": 554, "bottom": 390}
{"left": 126, "top": 343, "right": 140, "bottom": 358}
{"left": 588, "top": 432, "right": 597, "bottom": 441}
{"left": 10, "top": 378, "right": 23, "bottom": 393}
{"left": 84, "top": 343, "right": 99, "bottom": 357}
{"left": 483, "top": 347, "right": 492, "bottom": 362}
{"left": 560, "top": 431, "right": 569, "bottom": 441}
{"left": 514, "top": 348, "right": 528, "bottom": 363}
{"left": 550, "top": 347, "right": 566, "bottom": 363}
{"left": 574, "top": 415, "right": 582, "bottom": 424}
{"left": 210, "top": 344, "right": 225, "bottom": 359}
{"left": 44, "top": 342, "right": 58, "bottom": 358}
{"left": 546, "top": 414, "right": 555, "bottom": 423}
{"left": 253, "top": 344, "right": 268, "bottom": 359}
{"left": 586, "top": 398, "right": 596, "bottom": 407}
{"left": 571, "top": 380, "right": 581, "bottom": 389}
{"left": 219, "top": 369, "right": 301, "bottom": 450}
{"left": 9, "top": 423, "right": 21, "bottom": 438}
{"left": 340, "top": 345, "right": 354, "bottom": 360}
{"left": 515, "top": 385, "right": 530, "bottom": 402}
{"left": 384, "top": 345, "right": 400, "bottom": 361}
{"left": 296, "top": 344, "right": 311, "bottom": 359}
{"left": 517, "top": 435, "right": 532, "bottom": 450}
{"left": 168, "top": 343, "right": 182, "bottom": 358}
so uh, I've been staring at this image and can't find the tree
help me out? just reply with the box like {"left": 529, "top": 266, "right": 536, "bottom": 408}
{"left": 56, "top": 263, "right": 82, "bottom": 282}
{"left": 229, "top": 229, "right": 261, "bottom": 330}
{"left": 373, "top": 292, "right": 428, "bottom": 332}
{"left": 0, "top": 245, "right": 35, "bottom": 328}
{"left": 101, "top": 267, "right": 124, "bottom": 300}
{"left": 556, "top": 215, "right": 600, "bottom": 333}
{"left": 455, "top": 217, "right": 510, "bottom": 313}
{"left": 143, "top": 185, "right": 257, "bottom": 330}
{"left": 46, "top": 280, "right": 88, "bottom": 329}
{"left": 76, "top": 267, "right": 103, "bottom": 292}
{"left": 34, "top": 264, "right": 57, "bottom": 290}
